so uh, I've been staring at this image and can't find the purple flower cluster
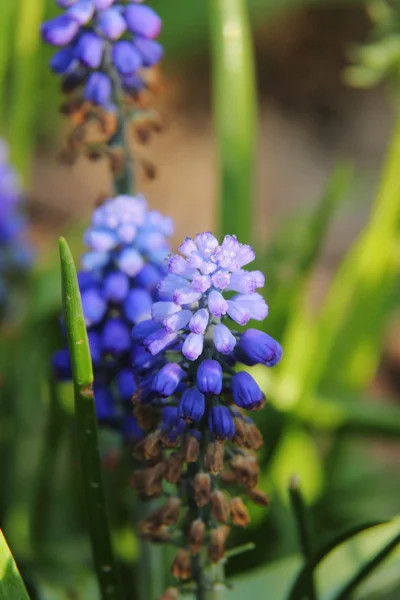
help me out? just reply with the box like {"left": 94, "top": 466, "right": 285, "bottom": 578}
{"left": 53, "top": 193, "right": 173, "bottom": 440}
{"left": 41, "top": 1, "right": 163, "bottom": 107}
{"left": 133, "top": 233, "right": 282, "bottom": 441}
{"left": 0, "top": 141, "right": 31, "bottom": 315}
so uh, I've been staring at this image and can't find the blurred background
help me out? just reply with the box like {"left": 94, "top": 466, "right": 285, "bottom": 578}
{"left": 1, "top": 0, "right": 400, "bottom": 599}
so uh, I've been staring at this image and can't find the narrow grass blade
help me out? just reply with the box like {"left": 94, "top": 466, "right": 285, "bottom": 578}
{"left": 0, "top": 3, "right": 18, "bottom": 132}
{"left": 59, "top": 237, "right": 123, "bottom": 600}
{"left": 9, "top": 0, "right": 47, "bottom": 181}
{"left": 209, "top": 0, "right": 257, "bottom": 242}
{"left": 289, "top": 478, "right": 317, "bottom": 600}
{"left": 286, "top": 521, "right": 385, "bottom": 600}
{"left": 0, "top": 530, "right": 31, "bottom": 600}
{"left": 332, "top": 531, "right": 400, "bottom": 600}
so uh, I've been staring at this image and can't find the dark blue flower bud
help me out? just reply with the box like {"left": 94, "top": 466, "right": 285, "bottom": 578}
{"left": 50, "top": 47, "right": 76, "bottom": 74}
{"left": 125, "top": 5, "right": 162, "bottom": 39}
{"left": 52, "top": 348, "right": 72, "bottom": 380}
{"left": 124, "top": 288, "right": 152, "bottom": 323}
{"left": 161, "top": 407, "right": 186, "bottom": 442}
{"left": 231, "top": 372, "right": 263, "bottom": 410}
{"left": 94, "top": 386, "right": 115, "bottom": 421}
{"left": 122, "top": 414, "right": 142, "bottom": 441}
{"left": 196, "top": 359, "right": 222, "bottom": 395}
{"left": 78, "top": 270, "right": 98, "bottom": 291}
{"left": 67, "top": 0, "right": 94, "bottom": 25}
{"left": 97, "top": 7, "right": 126, "bottom": 40}
{"left": 152, "top": 363, "right": 185, "bottom": 397}
{"left": 178, "top": 388, "right": 205, "bottom": 423}
{"left": 132, "top": 318, "right": 160, "bottom": 341}
{"left": 112, "top": 40, "right": 142, "bottom": 75}
{"left": 131, "top": 345, "right": 160, "bottom": 371}
{"left": 238, "top": 329, "right": 283, "bottom": 367}
{"left": 41, "top": 15, "right": 80, "bottom": 47}
{"left": 81, "top": 287, "right": 106, "bottom": 325}
{"left": 135, "top": 263, "right": 163, "bottom": 290}
{"left": 88, "top": 331, "right": 101, "bottom": 366}
{"left": 209, "top": 406, "right": 234, "bottom": 440}
{"left": 134, "top": 37, "right": 163, "bottom": 67}
{"left": 101, "top": 318, "right": 130, "bottom": 355}
{"left": 117, "top": 368, "right": 137, "bottom": 401}
{"left": 75, "top": 32, "right": 104, "bottom": 68}
{"left": 103, "top": 271, "right": 129, "bottom": 303}
{"left": 85, "top": 72, "right": 112, "bottom": 106}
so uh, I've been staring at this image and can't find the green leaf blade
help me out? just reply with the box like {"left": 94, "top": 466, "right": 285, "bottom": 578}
{"left": 59, "top": 238, "right": 123, "bottom": 600}
{"left": 209, "top": 0, "right": 257, "bottom": 243}
{"left": 59, "top": 237, "right": 93, "bottom": 389}
{"left": 0, "top": 530, "right": 31, "bottom": 600}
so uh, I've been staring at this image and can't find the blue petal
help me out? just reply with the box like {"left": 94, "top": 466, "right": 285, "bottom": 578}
{"left": 112, "top": 40, "right": 142, "bottom": 75}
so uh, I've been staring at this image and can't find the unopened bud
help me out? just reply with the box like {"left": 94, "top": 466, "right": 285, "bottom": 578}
{"left": 98, "top": 109, "right": 118, "bottom": 137}
{"left": 230, "top": 497, "right": 250, "bottom": 527}
{"left": 159, "top": 588, "right": 179, "bottom": 600}
{"left": 171, "top": 548, "right": 192, "bottom": 580}
{"left": 233, "top": 417, "right": 248, "bottom": 447}
{"left": 134, "top": 404, "right": 156, "bottom": 432}
{"left": 183, "top": 434, "right": 200, "bottom": 463}
{"left": 189, "top": 519, "right": 205, "bottom": 553}
{"left": 246, "top": 423, "right": 263, "bottom": 451}
{"left": 141, "top": 159, "right": 157, "bottom": 181}
{"left": 160, "top": 497, "right": 181, "bottom": 526}
{"left": 219, "top": 470, "right": 238, "bottom": 485}
{"left": 208, "top": 526, "right": 230, "bottom": 563}
{"left": 165, "top": 453, "right": 183, "bottom": 484}
{"left": 194, "top": 473, "right": 211, "bottom": 507}
{"left": 248, "top": 488, "right": 270, "bottom": 507}
{"left": 131, "top": 463, "right": 165, "bottom": 497}
{"left": 204, "top": 442, "right": 224, "bottom": 474}
{"left": 108, "top": 149, "right": 126, "bottom": 178}
{"left": 143, "top": 431, "right": 162, "bottom": 460}
{"left": 210, "top": 491, "right": 231, "bottom": 523}
{"left": 231, "top": 454, "right": 259, "bottom": 489}
{"left": 60, "top": 98, "right": 84, "bottom": 117}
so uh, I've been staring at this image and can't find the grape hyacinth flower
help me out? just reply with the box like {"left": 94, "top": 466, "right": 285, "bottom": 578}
{"left": 0, "top": 140, "right": 31, "bottom": 318}
{"left": 131, "top": 233, "right": 282, "bottom": 594}
{"left": 41, "top": 1, "right": 163, "bottom": 107}
{"left": 53, "top": 193, "right": 173, "bottom": 442}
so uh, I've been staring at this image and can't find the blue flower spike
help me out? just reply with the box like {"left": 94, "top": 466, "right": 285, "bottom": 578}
{"left": 0, "top": 140, "right": 32, "bottom": 318}
{"left": 41, "top": 0, "right": 164, "bottom": 107}
{"left": 53, "top": 194, "right": 173, "bottom": 442}
{"left": 132, "top": 232, "right": 282, "bottom": 578}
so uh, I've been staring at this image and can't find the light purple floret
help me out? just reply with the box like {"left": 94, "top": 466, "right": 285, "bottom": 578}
{"left": 144, "top": 233, "right": 268, "bottom": 361}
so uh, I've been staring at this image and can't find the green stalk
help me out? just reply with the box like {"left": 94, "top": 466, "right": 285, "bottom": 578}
{"left": 209, "top": 0, "right": 257, "bottom": 242}
{"left": 31, "top": 373, "right": 68, "bottom": 547}
{"left": 59, "top": 238, "right": 123, "bottom": 600}
{"left": 0, "top": 530, "right": 31, "bottom": 600}
{"left": 289, "top": 479, "right": 317, "bottom": 600}
{"left": 0, "top": 3, "right": 18, "bottom": 132}
{"left": 9, "top": 0, "right": 46, "bottom": 182}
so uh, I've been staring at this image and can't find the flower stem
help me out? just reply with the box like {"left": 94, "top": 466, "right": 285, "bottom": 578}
{"left": 106, "top": 45, "right": 135, "bottom": 196}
